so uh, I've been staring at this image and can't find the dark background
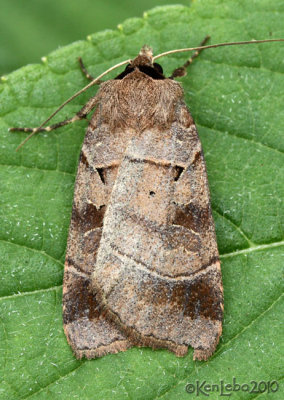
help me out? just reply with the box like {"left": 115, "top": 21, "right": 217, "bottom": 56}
{"left": 0, "top": 0, "right": 189, "bottom": 75}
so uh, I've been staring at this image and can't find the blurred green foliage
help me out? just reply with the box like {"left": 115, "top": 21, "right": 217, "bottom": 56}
{"left": 0, "top": 0, "right": 189, "bottom": 75}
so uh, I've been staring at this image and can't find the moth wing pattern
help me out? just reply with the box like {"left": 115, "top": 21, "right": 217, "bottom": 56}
{"left": 63, "top": 114, "right": 133, "bottom": 358}
{"left": 64, "top": 49, "right": 223, "bottom": 361}
{"left": 93, "top": 82, "right": 223, "bottom": 361}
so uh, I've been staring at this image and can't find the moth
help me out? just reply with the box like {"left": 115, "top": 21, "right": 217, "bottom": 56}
{"left": 11, "top": 37, "right": 284, "bottom": 361}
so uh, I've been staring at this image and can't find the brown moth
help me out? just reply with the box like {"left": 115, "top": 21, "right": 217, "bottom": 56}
{"left": 64, "top": 45, "right": 223, "bottom": 361}
{"left": 11, "top": 38, "right": 284, "bottom": 361}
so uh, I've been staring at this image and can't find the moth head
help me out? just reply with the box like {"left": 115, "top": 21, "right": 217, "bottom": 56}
{"left": 129, "top": 45, "right": 153, "bottom": 68}
{"left": 115, "top": 45, "right": 165, "bottom": 80}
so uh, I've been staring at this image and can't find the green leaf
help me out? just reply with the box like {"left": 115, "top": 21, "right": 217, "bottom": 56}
{"left": 0, "top": 1, "right": 283, "bottom": 399}
{"left": 0, "top": 0, "right": 190, "bottom": 75}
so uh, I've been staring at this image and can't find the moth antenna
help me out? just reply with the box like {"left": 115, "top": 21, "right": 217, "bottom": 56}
{"left": 153, "top": 39, "right": 284, "bottom": 60}
{"left": 12, "top": 38, "right": 284, "bottom": 150}
{"left": 12, "top": 58, "right": 131, "bottom": 149}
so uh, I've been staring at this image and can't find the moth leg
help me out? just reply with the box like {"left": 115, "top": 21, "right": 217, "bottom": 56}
{"left": 169, "top": 35, "right": 210, "bottom": 79}
{"left": 10, "top": 95, "right": 99, "bottom": 134}
{"left": 78, "top": 57, "right": 100, "bottom": 83}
